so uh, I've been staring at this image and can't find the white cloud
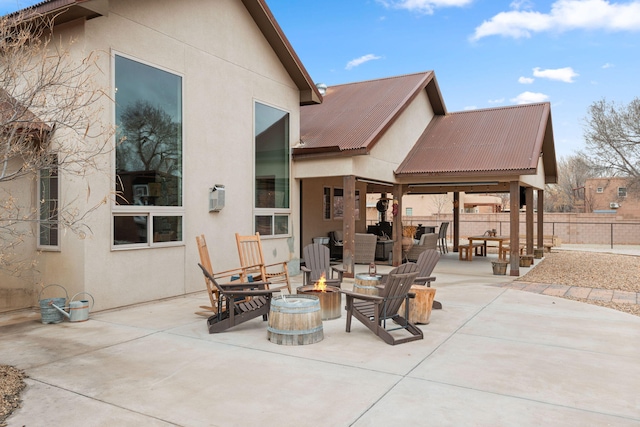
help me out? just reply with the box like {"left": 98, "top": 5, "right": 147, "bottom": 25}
{"left": 533, "top": 66, "right": 579, "bottom": 82}
{"left": 377, "top": 0, "right": 473, "bottom": 15}
{"left": 463, "top": 105, "right": 478, "bottom": 110}
{"left": 518, "top": 76, "right": 535, "bottom": 84}
{"left": 345, "top": 54, "right": 382, "bottom": 70}
{"left": 510, "top": 91, "right": 549, "bottom": 104}
{"left": 471, "top": 0, "right": 640, "bottom": 41}
{"left": 602, "top": 62, "right": 614, "bottom": 68}
{"left": 488, "top": 98, "right": 505, "bottom": 104}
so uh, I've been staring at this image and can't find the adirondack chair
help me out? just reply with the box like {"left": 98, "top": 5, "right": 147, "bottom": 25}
{"left": 341, "top": 264, "right": 423, "bottom": 345}
{"left": 437, "top": 222, "right": 449, "bottom": 254}
{"left": 414, "top": 249, "right": 442, "bottom": 309}
{"left": 198, "top": 263, "right": 278, "bottom": 333}
{"left": 196, "top": 234, "right": 251, "bottom": 316}
{"left": 235, "top": 232, "right": 291, "bottom": 293}
{"left": 301, "top": 243, "right": 345, "bottom": 288}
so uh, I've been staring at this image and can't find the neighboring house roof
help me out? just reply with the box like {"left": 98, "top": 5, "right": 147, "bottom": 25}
{"left": 0, "top": 89, "right": 51, "bottom": 135}
{"left": 295, "top": 71, "right": 446, "bottom": 157}
{"left": 6, "top": 0, "right": 321, "bottom": 106}
{"left": 397, "top": 103, "right": 557, "bottom": 183}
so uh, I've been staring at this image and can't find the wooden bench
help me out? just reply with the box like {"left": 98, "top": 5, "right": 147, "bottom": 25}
{"left": 499, "top": 244, "right": 525, "bottom": 260}
{"left": 519, "top": 235, "right": 560, "bottom": 252}
{"left": 459, "top": 244, "right": 472, "bottom": 261}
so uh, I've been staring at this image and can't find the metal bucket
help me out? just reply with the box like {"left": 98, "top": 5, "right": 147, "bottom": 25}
{"left": 38, "top": 284, "right": 68, "bottom": 324}
{"left": 69, "top": 292, "right": 94, "bottom": 322}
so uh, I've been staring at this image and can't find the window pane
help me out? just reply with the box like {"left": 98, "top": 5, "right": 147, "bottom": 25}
{"left": 255, "top": 102, "right": 289, "bottom": 209}
{"left": 323, "top": 187, "right": 331, "bottom": 220}
{"left": 114, "top": 215, "right": 148, "bottom": 245}
{"left": 115, "top": 55, "right": 182, "bottom": 207}
{"left": 274, "top": 215, "right": 289, "bottom": 235}
{"left": 255, "top": 215, "right": 272, "bottom": 236}
{"left": 618, "top": 187, "right": 627, "bottom": 197}
{"left": 333, "top": 188, "right": 343, "bottom": 220}
{"left": 39, "top": 157, "right": 59, "bottom": 246}
{"left": 152, "top": 216, "right": 182, "bottom": 242}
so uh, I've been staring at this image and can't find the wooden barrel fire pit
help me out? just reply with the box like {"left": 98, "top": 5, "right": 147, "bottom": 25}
{"left": 267, "top": 295, "right": 323, "bottom": 345}
{"left": 354, "top": 273, "right": 382, "bottom": 296}
{"left": 297, "top": 285, "right": 341, "bottom": 320}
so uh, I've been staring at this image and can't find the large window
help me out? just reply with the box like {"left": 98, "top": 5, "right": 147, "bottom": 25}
{"left": 113, "top": 55, "right": 183, "bottom": 247}
{"left": 254, "top": 102, "right": 290, "bottom": 236}
{"left": 38, "top": 156, "right": 59, "bottom": 249}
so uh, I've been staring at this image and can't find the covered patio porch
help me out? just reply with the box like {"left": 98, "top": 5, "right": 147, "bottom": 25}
{"left": 295, "top": 72, "right": 557, "bottom": 277}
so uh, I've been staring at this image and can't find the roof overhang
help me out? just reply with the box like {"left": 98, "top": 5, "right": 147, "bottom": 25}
{"left": 242, "top": 0, "right": 322, "bottom": 106}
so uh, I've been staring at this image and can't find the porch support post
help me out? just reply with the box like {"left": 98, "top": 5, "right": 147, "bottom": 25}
{"left": 509, "top": 181, "right": 520, "bottom": 276}
{"left": 537, "top": 189, "right": 544, "bottom": 249}
{"left": 392, "top": 184, "right": 403, "bottom": 266}
{"left": 453, "top": 192, "right": 460, "bottom": 252}
{"left": 525, "top": 186, "right": 534, "bottom": 255}
{"left": 342, "top": 175, "right": 356, "bottom": 278}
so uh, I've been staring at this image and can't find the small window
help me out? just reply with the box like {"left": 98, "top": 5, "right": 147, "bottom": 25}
{"left": 618, "top": 187, "right": 627, "bottom": 197}
{"left": 333, "top": 188, "right": 344, "bottom": 220}
{"left": 38, "top": 156, "right": 59, "bottom": 249}
{"left": 323, "top": 187, "right": 331, "bottom": 220}
{"left": 405, "top": 207, "right": 413, "bottom": 216}
{"left": 596, "top": 187, "right": 603, "bottom": 193}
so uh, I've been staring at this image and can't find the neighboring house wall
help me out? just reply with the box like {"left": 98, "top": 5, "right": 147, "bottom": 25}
{"left": 2, "top": 0, "right": 305, "bottom": 312}
{"left": 585, "top": 177, "right": 640, "bottom": 217}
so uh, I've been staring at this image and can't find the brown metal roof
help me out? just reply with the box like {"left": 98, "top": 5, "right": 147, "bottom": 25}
{"left": 396, "top": 103, "right": 556, "bottom": 181}
{"left": 295, "top": 72, "right": 446, "bottom": 157}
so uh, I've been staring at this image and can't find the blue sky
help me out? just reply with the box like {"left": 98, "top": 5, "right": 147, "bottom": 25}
{"left": 3, "top": 0, "right": 640, "bottom": 158}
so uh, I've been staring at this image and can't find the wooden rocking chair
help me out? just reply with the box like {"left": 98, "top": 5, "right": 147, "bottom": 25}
{"left": 235, "top": 232, "right": 291, "bottom": 293}
{"left": 414, "top": 249, "right": 442, "bottom": 309}
{"left": 301, "top": 243, "right": 345, "bottom": 287}
{"left": 198, "top": 263, "right": 277, "bottom": 333}
{"left": 341, "top": 264, "right": 423, "bottom": 345}
{"left": 196, "top": 234, "right": 252, "bottom": 316}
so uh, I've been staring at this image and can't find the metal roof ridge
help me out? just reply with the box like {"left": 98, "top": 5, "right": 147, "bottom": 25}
{"left": 323, "top": 71, "right": 434, "bottom": 90}
{"left": 359, "top": 72, "right": 435, "bottom": 151}
{"left": 447, "top": 102, "right": 550, "bottom": 115}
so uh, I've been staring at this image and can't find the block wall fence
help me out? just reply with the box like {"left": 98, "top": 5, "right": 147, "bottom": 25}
{"left": 394, "top": 213, "right": 640, "bottom": 246}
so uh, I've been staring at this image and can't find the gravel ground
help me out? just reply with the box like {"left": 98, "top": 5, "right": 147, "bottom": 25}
{"left": 1, "top": 250, "right": 638, "bottom": 422}
{"left": 0, "top": 365, "right": 26, "bottom": 427}
{"left": 516, "top": 250, "right": 640, "bottom": 317}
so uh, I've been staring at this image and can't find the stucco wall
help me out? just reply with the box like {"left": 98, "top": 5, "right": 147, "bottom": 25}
{"left": 6, "top": 0, "right": 305, "bottom": 312}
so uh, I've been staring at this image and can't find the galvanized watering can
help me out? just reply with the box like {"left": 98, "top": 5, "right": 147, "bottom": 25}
{"left": 49, "top": 291, "right": 95, "bottom": 322}
{"left": 38, "top": 284, "right": 68, "bottom": 324}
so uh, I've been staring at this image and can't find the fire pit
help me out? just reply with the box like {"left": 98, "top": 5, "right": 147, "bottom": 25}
{"left": 297, "top": 274, "right": 341, "bottom": 320}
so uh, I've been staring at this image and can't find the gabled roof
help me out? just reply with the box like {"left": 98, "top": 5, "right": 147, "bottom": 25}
{"left": 295, "top": 71, "right": 446, "bottom": 158}
{"left": 6, "top": 0, "right": 321, "bottom": 106}
{"left": 396, "top": 103, "right": 557, "bottom": 183}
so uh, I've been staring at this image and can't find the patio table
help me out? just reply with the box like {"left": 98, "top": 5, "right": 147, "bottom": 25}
{"left": 467, "top": 235, "right": 510, "bottom": 261}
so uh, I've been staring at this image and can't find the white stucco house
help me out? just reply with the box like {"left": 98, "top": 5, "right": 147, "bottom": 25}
{"left": 1, "top": 0, "right": 321, "bottom": 312}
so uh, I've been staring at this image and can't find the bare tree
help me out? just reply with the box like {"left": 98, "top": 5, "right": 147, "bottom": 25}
{"left": 544, "top": 155, "right": 596, "bottom": 212}
{"left": 432, "top": 193, "right": 449, "bottom": 220}
{"left": 0, "top": 12, "right": 112, "bottom": 274}
{"left": 583, "top": 98, "right": 640, "bottom": 190}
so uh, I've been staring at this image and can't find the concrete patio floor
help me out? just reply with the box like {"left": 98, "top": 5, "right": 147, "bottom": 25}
{"left": 2, "top": 250, "right": 640, "bottom": 426}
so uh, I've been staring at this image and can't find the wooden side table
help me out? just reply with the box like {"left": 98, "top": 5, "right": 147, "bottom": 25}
{"left": 400, "top": 285, "right": 436, "bottom": 324}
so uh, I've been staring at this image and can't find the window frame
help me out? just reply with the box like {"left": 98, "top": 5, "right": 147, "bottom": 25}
{"left": 618, "top": 187, "right": 627, "bottom": 197}
{"left": 253, "top": 100, "right": 292, "bottom": 238}
{"left": 37, "top": 155, "right": 60, "bottom": 251}
{"left": 111, "top": 51, "right": 185, "bottom": 250}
